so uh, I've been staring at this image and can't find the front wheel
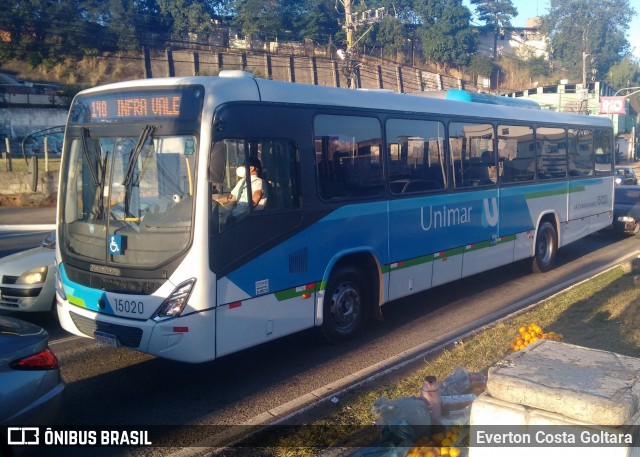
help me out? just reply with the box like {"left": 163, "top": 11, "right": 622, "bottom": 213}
{"left": 532, "top": 221, "right": 557, "bottom": 273}
{"left": 321, "top": 266, "right": 370, "bottom": 343}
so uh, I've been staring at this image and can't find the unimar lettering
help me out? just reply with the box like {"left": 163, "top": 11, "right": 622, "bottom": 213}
{"left": 420, "top": 197, "right": 499, "bottom": 231}
{"left": 421, "top": 204, "right": 472, "bottom": 231}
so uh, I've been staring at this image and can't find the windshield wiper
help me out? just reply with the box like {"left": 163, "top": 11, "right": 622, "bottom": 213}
{"left": 81, "top": 128, "right": 100, "bottom": 186}
{"left": 122, "top": 125, "right": 156, "bottom": 188}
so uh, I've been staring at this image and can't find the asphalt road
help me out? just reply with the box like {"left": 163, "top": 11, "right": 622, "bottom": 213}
{"left": 1, "top": 207, "right": 639, "bottom": 457}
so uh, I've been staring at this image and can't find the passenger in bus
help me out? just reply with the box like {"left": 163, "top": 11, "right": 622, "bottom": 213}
{"left": 225, "top": 157, "right": 266, "bottom": 216}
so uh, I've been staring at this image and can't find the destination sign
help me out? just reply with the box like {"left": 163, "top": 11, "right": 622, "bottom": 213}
{"left": 69, "top": 86, "right": 203, "bottom": 124}
{"left": 90, "top": 96, "right": 181, "bottom": 120}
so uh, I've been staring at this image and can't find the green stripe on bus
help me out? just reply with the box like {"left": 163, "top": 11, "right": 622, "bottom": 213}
{"left": 388, "top": 234, "right": 519, "bottom": 270}
{"left": 274, "top": 282, "right": 320, "bottom": 301}
{"left": 68, "top": 295, "right": 86, "bottom": 308}
{"left": 388, "top": 253, "right": 436, "bottom": 272}
{"left": 464, "top": 234, "right": 517, "bottom": 253}
{"left": 525, "top": 186, "right": 585, "bottom": 199}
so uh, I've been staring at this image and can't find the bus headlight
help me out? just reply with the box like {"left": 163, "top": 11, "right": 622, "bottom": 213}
{"left": 16, "top": 266, "right": 48, "bottom": 285}
{"left": 153, "top": 278, "right": 196, "bottom": 320}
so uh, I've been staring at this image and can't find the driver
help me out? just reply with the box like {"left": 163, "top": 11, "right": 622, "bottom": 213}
{"left": 224, "top": 157, "right": 265, "bottom": 216}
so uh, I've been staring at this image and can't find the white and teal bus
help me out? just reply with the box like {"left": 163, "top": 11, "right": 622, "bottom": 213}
{"left": 55, "top": 71, "right": 614, "bottom": 362}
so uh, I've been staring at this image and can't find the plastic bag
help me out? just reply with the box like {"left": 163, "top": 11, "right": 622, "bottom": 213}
{"left": 440, "top": 367, "right": 471, "bottom": 396}
{"left": 351, "top": 419, "right": 414, "bottom": 457}
{"left": 373, "top": 396, "right": 431, "bottom": 437}
{"left": 352, "top": 397, "right": 432, "bottom": 457}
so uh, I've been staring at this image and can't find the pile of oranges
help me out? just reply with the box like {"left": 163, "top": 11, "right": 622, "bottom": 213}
{"left": 510, "top": 323, "right": 564, "bottom": 351}
{"left": 406, "top": 426, "right": 463, "bottom": 457}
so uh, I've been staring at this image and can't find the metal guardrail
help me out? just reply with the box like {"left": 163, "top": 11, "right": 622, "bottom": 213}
{"left": 0, "top": 92, "right": 69, "bottom": 108}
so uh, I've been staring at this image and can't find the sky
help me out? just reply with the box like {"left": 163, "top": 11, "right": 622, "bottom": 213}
{"left": 464, "top": 0, "right": 640, "bottom": 60}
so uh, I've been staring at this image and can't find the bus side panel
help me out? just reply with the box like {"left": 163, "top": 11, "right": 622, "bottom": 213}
{"left": 460, "top": 189, "right": 512, "bottom": 277}
{"left": 514, "top": 230, "right": 535, "bottom": 261}
{"left": 215, "top": 292, "right": 315, "bottom": 357}
{"left": 388, "top": 190, "right": 501, "bottom": 292}
{"left": 431, "top": 252, "right": 463, "bottom": 287}
{"left": 462, "top": 238, "right": 514, "bottom": 277}
{"left": 562, "top": 216, "right": 590, "bottom": 245}
{"left": 388, "top": 259, "right": 433, "bottom": 301}
{"left": 566, "top": 177, "right": 613, "bottom": 238}
{"left": 589, "top": 211, "right": 613, "bottom": 234}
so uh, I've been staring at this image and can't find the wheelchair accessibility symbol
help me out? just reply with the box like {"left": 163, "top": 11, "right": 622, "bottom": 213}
{"left": 109, "top": 234, "right": 123, "bottom": 255}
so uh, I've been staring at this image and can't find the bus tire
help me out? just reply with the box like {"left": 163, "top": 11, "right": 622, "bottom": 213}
{"left": 321, "top": 266, "right": 369, "bottom": 343}
{"left": 532, "top": 221, "right": 557, "bottom": 273}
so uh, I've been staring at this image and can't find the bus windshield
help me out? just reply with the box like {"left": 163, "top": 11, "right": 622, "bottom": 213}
{"left": 59, "top": 86, "right": 203, "bottom": 268}
{"left": 60, "top": 128, "right": 197, "bottom": 267}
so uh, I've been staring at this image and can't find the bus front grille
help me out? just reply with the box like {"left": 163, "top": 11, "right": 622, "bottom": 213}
{"left": 70, "top": 311, "right": 143, "bottom": 348}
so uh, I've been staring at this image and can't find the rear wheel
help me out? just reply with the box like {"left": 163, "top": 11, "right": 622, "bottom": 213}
{"left": 532, "top": 221, "right": 557, "bottom": 273}
{"left": 321, "top": 266, "right": 369, "bottom": 343}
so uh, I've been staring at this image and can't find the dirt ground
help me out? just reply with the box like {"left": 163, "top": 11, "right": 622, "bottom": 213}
{"left": 0, "top": 194, "right": 57, "bottom": 208}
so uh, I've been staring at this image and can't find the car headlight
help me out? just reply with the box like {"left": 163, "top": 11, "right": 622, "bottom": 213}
{"left": 152, "top": 278, "right": 196, "bottom": 320}
{"left": 615, "top": 177, "right": 622, "bottom": 184}
{"left": 16, "top": 266, "right": 48, "bottom": 285}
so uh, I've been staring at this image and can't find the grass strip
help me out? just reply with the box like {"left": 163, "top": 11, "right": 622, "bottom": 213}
{"left": 220, "top": 265, "right": 640, "bottom": 457}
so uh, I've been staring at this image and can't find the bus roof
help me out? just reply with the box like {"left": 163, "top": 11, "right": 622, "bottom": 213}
{"left": 76, "top": 72, "right": 613, "bottom": 129}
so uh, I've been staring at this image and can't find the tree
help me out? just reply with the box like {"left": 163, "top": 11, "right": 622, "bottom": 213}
{"left": 542, "top": 0, "right": 635, "bottom": 85}
{"left": 290, "top": 0, "right": 340, "bottom": 43}
{"left": 0, "top": 0, "right": 102, "bottom": 66}
{"left": 234, "top": 0, "right": 299, "bottom": 40}
{"left": 468, "top": 54, "right": 494, "bottom": 84}
{"left": 156, "top": 0, "right": 216, "bottom": 36}
{"left": 470, "top": 0, "right": 518, "bottom": 59}
{"left": 414, "top": 0, "right": 478, "bottom": 69}
{"left": 607, "top": 58, "right": 640, "bottom": 88}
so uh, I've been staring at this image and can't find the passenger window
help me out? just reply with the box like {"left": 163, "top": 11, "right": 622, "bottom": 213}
{"left": 594, "top": 129, "right": 614, "bottom": 176}
{"left": 449, "top": 123, "right": 496, "bottom": 188}
{"left": 568, "top": 129, "right": 593, "bottom": 177}
{"left": 498, "top": 125, "right": 535, "bottom": 183}
{"left": 386, "top": 118, "right": 446, "bottom": 194}
{"left": 314, "top": 115, "right": 383, "bottom": 199}
{"left": 537, "top": 127, "right": 567, "bottom": 180}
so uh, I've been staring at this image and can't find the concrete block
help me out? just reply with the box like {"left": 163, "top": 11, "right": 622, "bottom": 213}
{"left": 469, "top": 392, "right": 640, "bottom": 456}
{"left": 486, "top": 340, "right": 640, "bottom": 426}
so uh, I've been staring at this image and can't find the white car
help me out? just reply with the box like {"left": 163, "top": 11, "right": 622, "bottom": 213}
{"left": 0, "top": 232, "right": 56, "bottom": 312}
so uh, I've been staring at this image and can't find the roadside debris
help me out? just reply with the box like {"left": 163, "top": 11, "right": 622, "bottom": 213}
{"left": 354, "top": 367, "right": 486, "bottom": 457}
{"left": 509, "top": 322, "right": 564, "bottom": 351}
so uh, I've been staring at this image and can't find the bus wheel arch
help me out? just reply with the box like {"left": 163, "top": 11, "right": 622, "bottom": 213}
{"left": 320, "top": 252, "right": 380, "bottom": 343}
{"left": 532, "top": 215, "right": 558, "bottom": 273}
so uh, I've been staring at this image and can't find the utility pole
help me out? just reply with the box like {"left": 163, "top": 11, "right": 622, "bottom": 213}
{"left": 582, "top": 52, "right": 590, "bottom": 88}
{"left": 337, "top": 0, "right": 384, "bottom": 89}
{"left": 345, "top": 0, "right": 353, "bottom": 51}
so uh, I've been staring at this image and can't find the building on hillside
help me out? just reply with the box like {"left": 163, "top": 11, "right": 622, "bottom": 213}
{"left": 503, "top": 81, "right": 638, "bottom": 161}
{"left": 476, "top": 18, "right": 548, "bottom": 61}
